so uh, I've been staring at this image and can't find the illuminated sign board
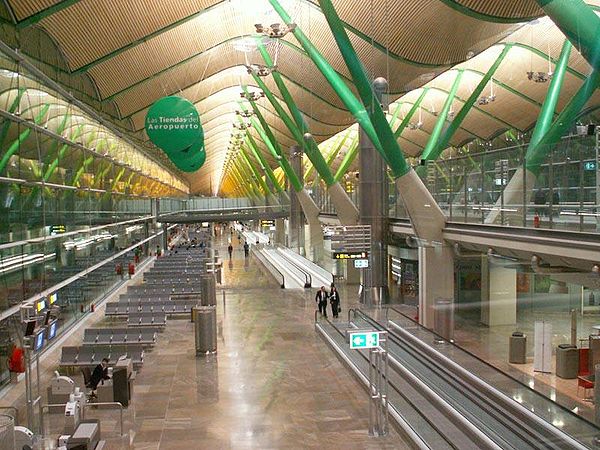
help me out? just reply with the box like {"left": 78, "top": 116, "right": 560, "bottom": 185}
{"left": 333, "top": 251, "right": 368, "bottom": 260}
{"left": 354, "top": 259, "right": 369, "bottom": 268}
{"left": 48, "top": 293, "right": 57, "bottom": 305}
{"left": 584, "top": 161, "right": 597, "bottom": 171}
{"left": 50, "top": 225, "right": 66, "bottom": 235}
{"left": 36, "top": 299, "right": 47, "bottom": 313}
{"left": 260, "top": 220, "right": 275, "bottom": 227}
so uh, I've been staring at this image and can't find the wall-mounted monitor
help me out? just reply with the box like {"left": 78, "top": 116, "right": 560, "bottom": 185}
{"left": 24, "top": 320, "right": 36, "bottom": 337}
{"left": 34, "top": 329, "right": 45, "bottom": 352}
{"left": 46, "top": 320, "right": 58, "bottom": 341}
{"left": 36, "top": 299, "right": 47, "bottom": 313}
{"left": 48, "top": 293, "right": 57, "bottom": 305}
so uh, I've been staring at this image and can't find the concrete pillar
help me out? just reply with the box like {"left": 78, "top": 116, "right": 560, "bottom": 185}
{"left": 275, "top": 218, "right": 285, "bottom": 245}
{"left": 481, "top": 256, "right": 517, "bottom": 326}
{"left": 289, "top": 145, "right": 305, "bottom": 253}
{"left": 359, "top": 79, "right": 389, "bottom": 305}
{"left": 418, "top": 246, "right": 454, "bottom": 328}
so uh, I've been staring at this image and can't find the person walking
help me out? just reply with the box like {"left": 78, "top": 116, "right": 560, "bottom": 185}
{"left": 315, "top": 286, "right": 329, "bottom": 317}
{"left": 330, "top": 286, "right": 340, "bottom": 318}
{"left": 228, "top": 243, "right": 233, "bottom": 259}
{"left": 243, "top": 241, "right": 250, "bottom": 258}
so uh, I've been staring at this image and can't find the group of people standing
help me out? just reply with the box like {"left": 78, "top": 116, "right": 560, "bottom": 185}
{"left": 315, "top": 285, "right": 341, "bottom": 319}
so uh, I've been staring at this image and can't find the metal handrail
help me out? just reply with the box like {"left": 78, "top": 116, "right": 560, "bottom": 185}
{"left": 252, "top": 247, "right": 285, "bottom": 288}
{"left": 348, "top": 308, "right": 357, "bottom": 323}
{"left": 83, "top": 402, "right": 124, "bottom": 436}
{"left": 41, "top": 401, "right": 124, "bottom": 437}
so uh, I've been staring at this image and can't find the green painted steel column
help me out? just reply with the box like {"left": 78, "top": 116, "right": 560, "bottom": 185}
{"left": 43, "top": 124, "right": 84, "bottom": 181}
{"left": 230, "top": 164, "right": 253, "bottom": 198}
{"left": 308, "top": 0, "right": 411, "bottom": 177}
{"left": 257, "top": 44, "right": 336, "bottom": 187}
{"left": 236, "top": 156, "right": 263, "bottom": 196}
{"left": 536, "top": 0, "right": 600, "bottom": 69}
{"left": 242, "top": 90, "right": 303, "bottom": 191}
{"left": 527, "top": 40, "right": 572, "bottom": 154}
{"left": 314, "top": 131, "right": 352, "bottom": 183}
{"left": 526, "top": 67, "right": 600, "bottom": 174}
{"left": 237, "top": 100, "right": 284, "bottom": 192}
{"left": 245, "top": 132, "right": 283, "bottom": 192}
{"left": 250, "top": 74, "right": 336, "bottom": 186}
{"left": 434, "top": 44, "right": 511, "bottom": 155}
{"left": 241, "top": 146, "right": 271, "bottom": 195}
{"left": 268, "top": 0, "right": 387, "bottom": 162}
{"left": 421, "top": 70, "right": 465, "bottom": 162}
{"left": 334, "top": 137, "right": 359, "bottom": 182}
{"left": 233, "top": 160, "right": 260, "bottom": 197}
{"left": 393, "top": 88, "right": 429, "bottom": 139}
{"left": 0, "top": 103, "right": 50, "bottom": 173}
{"left": 0, "top": 88, "right": 26, "bottom": 148}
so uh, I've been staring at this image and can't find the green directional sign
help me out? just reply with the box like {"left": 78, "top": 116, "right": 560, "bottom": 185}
{"left": 349, "top": 331, "right": 380, "bottom": 350}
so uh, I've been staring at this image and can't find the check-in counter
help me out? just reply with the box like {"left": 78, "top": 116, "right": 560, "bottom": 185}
{"left": 97, "top": 358, "right": 135, "bottom": 406}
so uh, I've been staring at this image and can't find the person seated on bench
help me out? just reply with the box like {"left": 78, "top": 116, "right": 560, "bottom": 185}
{"left": 88, "top": 358, "right": 110, "bottom": 398}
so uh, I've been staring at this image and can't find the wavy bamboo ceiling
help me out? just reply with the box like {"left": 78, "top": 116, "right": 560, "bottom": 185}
{"left": 2, "top": 0, "right": 599, "bottom": 195}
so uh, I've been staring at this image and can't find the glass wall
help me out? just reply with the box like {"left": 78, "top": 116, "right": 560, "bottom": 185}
{"left": 394, "top": 133, "right": 599, "bottom": 232}
{"left": 0, "top": 47, "right": 188, "bottom": 389}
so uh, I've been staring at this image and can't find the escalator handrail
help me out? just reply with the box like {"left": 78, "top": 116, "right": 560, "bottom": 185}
{"left": 252, "top": 247, "right": 285, "bottom": 288}
{"left": 272, "top": 248, "right": 312, "bottom": 288}
{"left": 276, "top": 245, "right": 333, "bottom": 284}
{"left": 385, "top": 306, "right": 600, "bottom": 429}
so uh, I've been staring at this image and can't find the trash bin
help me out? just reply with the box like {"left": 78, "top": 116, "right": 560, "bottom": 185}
{"left": 200, "top": 275, "right": 216, "bottom": 306}
{"left": 556, "top": 344, "right": 579, "bottom": 379}
{"left": 194, "top": 306, "right": 217, "bottom": 355}
{"left": 434, "top": 298, "right": 454, "bottom": 342}
{"left": 509, "top": 332, "right": 527, "bottom": 364}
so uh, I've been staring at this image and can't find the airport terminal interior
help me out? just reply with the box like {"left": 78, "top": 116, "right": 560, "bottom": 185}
{"left": 0, "top": 0, "right": 598, "bottom": 448}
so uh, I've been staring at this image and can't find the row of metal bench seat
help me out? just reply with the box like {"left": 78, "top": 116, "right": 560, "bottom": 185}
{"left": 127, "top": 312, "right": 167, "bottom": 327}
{"left": 106, "top": 302, "right": 195, "bottom": 316}
{"left": 83, "top": 328, "right": 157, "bottom": 346}
{"left": 60, "top": 344, "right": 144, "bottom": 368}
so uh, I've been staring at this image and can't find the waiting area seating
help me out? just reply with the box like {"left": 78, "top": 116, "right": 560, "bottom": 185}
{"left": 127, "top": 311, "right": 167, "bottom": 327}
{"left": 60, "top": 344, "right": 144, "bottom": 368}
{"left": 105, "top": 300, "right": 196, "bottom": 316}
{"left": 82, "top": 328, "right": 157, "bottom": 346}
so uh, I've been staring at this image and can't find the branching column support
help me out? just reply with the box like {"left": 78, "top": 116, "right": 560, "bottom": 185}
{"left": 253, "top": 50, "right": 359, "bottom": 225}
{"left": 271, "top": 0, "right": 450, "bottom": 324}
{"left": 427, "top": 44, "right": 512, "bottom": 163}
{"left": 485, "top": 40, "right": 574, "bottom": 224}
{"left": 269, "top": 0, "right": 445, "bottom": 241}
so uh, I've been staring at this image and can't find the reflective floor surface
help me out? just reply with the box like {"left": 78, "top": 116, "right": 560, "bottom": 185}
{"left": 7, "top": 239, "right": 408, "bottom": 449}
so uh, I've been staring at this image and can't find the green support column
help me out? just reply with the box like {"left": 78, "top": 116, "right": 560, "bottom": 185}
{"left": 243, "top": 89, "right": 303, "bottom": 191}
{"left": 245, "top": 133, "right": 283, "bottom": 192}
{"left": 237, "top": 101, "right": 284, "bottom": 192}
{"left": 393, "top": 88, "right": 429, "bottom": 139}
{"left": 232, "top": 161, "right": 258, "bottom": 199}
{"left": 536, "top": 0, "right": 600, "bottom": 69}
{"left": 299, "top": 0, "right": 411, "bottom": 177}
{"left": 433, "top": 45, "right": 511, "bottom": 156}
{"left": 526, "top": 40, "right": 572, "bottom": 170}
{"left": 0, "top": 103, "right": 50, "bottom": 173}
{"left": 527, "top": 68, "right": 600, "bottom": 173}
{"left": 313, "top": 130, "right": 351, "bottom": 184}
{"left": 257, "top": 45, "right": 336, "bottom": 187}
{"left": 485, "top": 39, "right": 580, "bottom": 225}
{"left": 268, "top": 0, "right": 388, "bottom": 164}
{"left": 334, "top": 137, "right": 359, "bottom": 182}
{"left": 420, "top": 70, "right": 464, "bottom": 164}
{"left": 235, "top": 157, "right": 261, "bottom": 197}
{"left": 0, "top": 88, "right": 26, "bottom": 148}
{"left": 240, "top": 146, "right": 271, "bottom": 195}
{"left": 249, "top": 76, "right": 336, "bottom": 186}
{"left": 43, "top": 124, "right": 84, "bottom": 181}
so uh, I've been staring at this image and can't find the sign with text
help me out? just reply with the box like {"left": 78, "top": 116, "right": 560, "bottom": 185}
{"left": 354, "top": 259, "right": 369, "bottom": 268}
{"left": 349, "top": 331, "right": 381, "bottom": 350}
{"left": 334, "top": 251, "right": 368, "bottom": 260}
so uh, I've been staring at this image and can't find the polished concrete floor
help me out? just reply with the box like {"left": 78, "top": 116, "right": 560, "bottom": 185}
{"left": 3, "top": 241, "right": 408, "bottom": 449}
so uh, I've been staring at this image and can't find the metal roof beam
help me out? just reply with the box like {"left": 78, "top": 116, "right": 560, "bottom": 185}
{"left": 16, "top": 0, "right": 82, "bottom": 29}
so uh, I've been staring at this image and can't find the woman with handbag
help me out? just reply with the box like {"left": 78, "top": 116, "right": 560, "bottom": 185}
{"left": 330, "top": 286, "right": 340, "bottom": 319}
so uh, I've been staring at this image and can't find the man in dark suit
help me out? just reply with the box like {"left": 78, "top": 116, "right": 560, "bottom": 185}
{"left": 89, "top": 358, "right": 110, "bottom": 392}
{"left": 315, "top": 286, "right": 329, "bottom": 317}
